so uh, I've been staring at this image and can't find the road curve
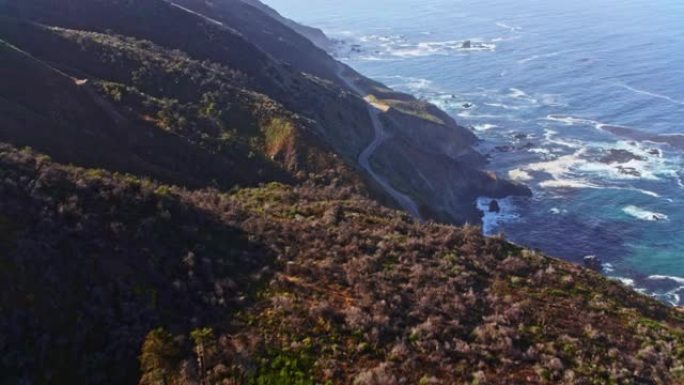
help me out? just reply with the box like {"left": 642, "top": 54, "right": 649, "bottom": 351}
{"left": 337, "top": 66, "right": 421, "bottom": 218}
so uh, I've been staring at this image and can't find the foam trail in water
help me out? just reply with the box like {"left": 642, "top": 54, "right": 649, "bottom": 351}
{"left": 544, "top": 115, "right": 601, "bottom": 127}
{"left": 617, "top": 83, "right": 684, "bottom": 106}
{"left": 517, "top": 51, "right": 564, "bottom": 64}
{"left": 539, "top": 179, "right": 602, "bottom": 189}
{"left": 648, "top": 275, "right": 684, "bottom": 285}
{"left": 626, "top": 188, "right": 661, "bottom": 198}
{"left": 485, "top": 103, "right": 522, "bottom": 110}
{"left": 495, "top": 22, "right": 522, "bottom": 32}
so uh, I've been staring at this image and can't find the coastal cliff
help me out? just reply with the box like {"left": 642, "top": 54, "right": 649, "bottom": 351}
{"left": 0, "top": 0, "right": 529, "bottom": 225}
{"left": 0, "top": 1, "right": 681, "bottom": 384}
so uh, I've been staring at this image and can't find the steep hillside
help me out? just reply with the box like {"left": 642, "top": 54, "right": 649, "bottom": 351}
{"left": 0, "top": 0, "right": 529, "bottom": 224}
{"left": 0, "top": 144, "right": 682, "bottom": 384}
{"left": 0, "top": 13, "right": 363, "bottom": 190}
{"left": 0, "top": 36, "right": 291, "bottom": 190}
{"left": 2, "top": 1, "right": 680, "bottom": 384}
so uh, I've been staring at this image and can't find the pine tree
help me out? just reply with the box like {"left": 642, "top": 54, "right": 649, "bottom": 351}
{"left": 139, "top": 328, "right": 181, "bottom": 385}
{"left": 190, "top": 328, "right": 216, "bottom": 385}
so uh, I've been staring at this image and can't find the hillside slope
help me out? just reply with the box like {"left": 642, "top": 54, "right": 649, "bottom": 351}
{"left": 0, "top": 144, "right": 682, "bottom": 384}
{"left": 1, "top": 1, "right": 682, "bottom": 384}
{"left": 0, "top": 0, "right": 529, "bottom": 224}
{"left": 0, "top": 36, "right": 291, "bottom": 190}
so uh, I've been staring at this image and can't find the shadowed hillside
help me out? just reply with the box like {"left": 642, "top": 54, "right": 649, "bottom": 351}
{"left": 0, "top": 144, "right": 682, "bottom": 384}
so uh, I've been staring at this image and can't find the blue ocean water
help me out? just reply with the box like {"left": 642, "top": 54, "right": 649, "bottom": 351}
{"left": 265, "top": 0, "right": 684, "bottom": 305}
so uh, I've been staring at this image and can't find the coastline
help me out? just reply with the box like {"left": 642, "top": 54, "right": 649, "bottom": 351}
{"left": 316, "top": 28, "right": 684, "bottom": 308}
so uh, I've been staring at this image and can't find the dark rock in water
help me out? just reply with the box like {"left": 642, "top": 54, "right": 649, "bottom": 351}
{"left": 599, "top": 149, "right": 646, "bottom": 164}
{"left": 488, "top": 200, "right": 501, "bottom": 213}
{"left": 583, "top": 255, "right": 603, "bottom": 272}
{"left": 461, "top": 40, "right": 472, "bottom": 49}
{"left": 462, "top": 102, "right": 473, "bottom": 109}
{"left": 648, "top": 148, "right": 661, "bottom": 156}
{"left": 616, "top": 166, "right": 641, "bottom": 177}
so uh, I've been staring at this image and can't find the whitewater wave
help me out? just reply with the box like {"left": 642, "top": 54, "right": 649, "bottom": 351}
{"left": 538, "top": 179, "right": 603, "bottom": 189}
{"left": 549, "top": 207, "right": 568, "bottom": 215}
{"left": 477, "top": 197, "right": 520, "bottom": 236}
{"left": 508, "top": 168, "right": 533, "bottom": 181}
{"left": 613, "top": 277, "right": 636, "bottom": 287}
{"left": 473, "top": 124, "right": 498, "bottom": 132}
{"left": 525, "top": 129, "right": 682, "bottom": 192}
{"left": 646, "top": 275, "right": 684, "bottom": 305}
{"left": 602, "top": 270, "right": 684, "bottom": 306}
{"left": 602, "top": 263, "right": 615, "bottom": 273}
{"left": 622, "top": 205, "right": 668, "bottom": 222}
{"left": 528, "top": 147, "right": 553, "bottom": 155}
{"left": 509, "top": 87, "right": 529, "bottom": 99}
{"left": 648, "top": 275, "right": 684, "bottom": 285}
{"left": 334, "top": 33, "right": 497, "bottom": 60}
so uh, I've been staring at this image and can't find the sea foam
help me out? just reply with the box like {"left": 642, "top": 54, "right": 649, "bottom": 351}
{"left": 508, "top": 168, "right": 533, "bottom": 181}
{"left": 517, "top": 51, "right": 564, "bottom": 64}
{"left": 648, "top": 275, "right": 684, "bottom": 285}
{"left": 476, "top": 197, "right": 520, "bottom": 236}
{"left": 622, "top": 205, "right": 668, "bottom": 222}
{"left": 473, "top": 124, "right": 498, "bottom": 132}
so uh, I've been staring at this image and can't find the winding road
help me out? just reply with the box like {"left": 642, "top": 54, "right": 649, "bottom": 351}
{"left": 337, "top": 66, "right": 421, "bottom": 218}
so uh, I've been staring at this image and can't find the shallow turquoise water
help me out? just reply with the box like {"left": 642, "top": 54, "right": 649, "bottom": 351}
{"left": 265, "top": 0, "right": 684, "bottom": 304}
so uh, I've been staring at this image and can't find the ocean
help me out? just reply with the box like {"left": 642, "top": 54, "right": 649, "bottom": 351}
{"left": 264, "top": 0, "right": 684, "bottom": 305}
